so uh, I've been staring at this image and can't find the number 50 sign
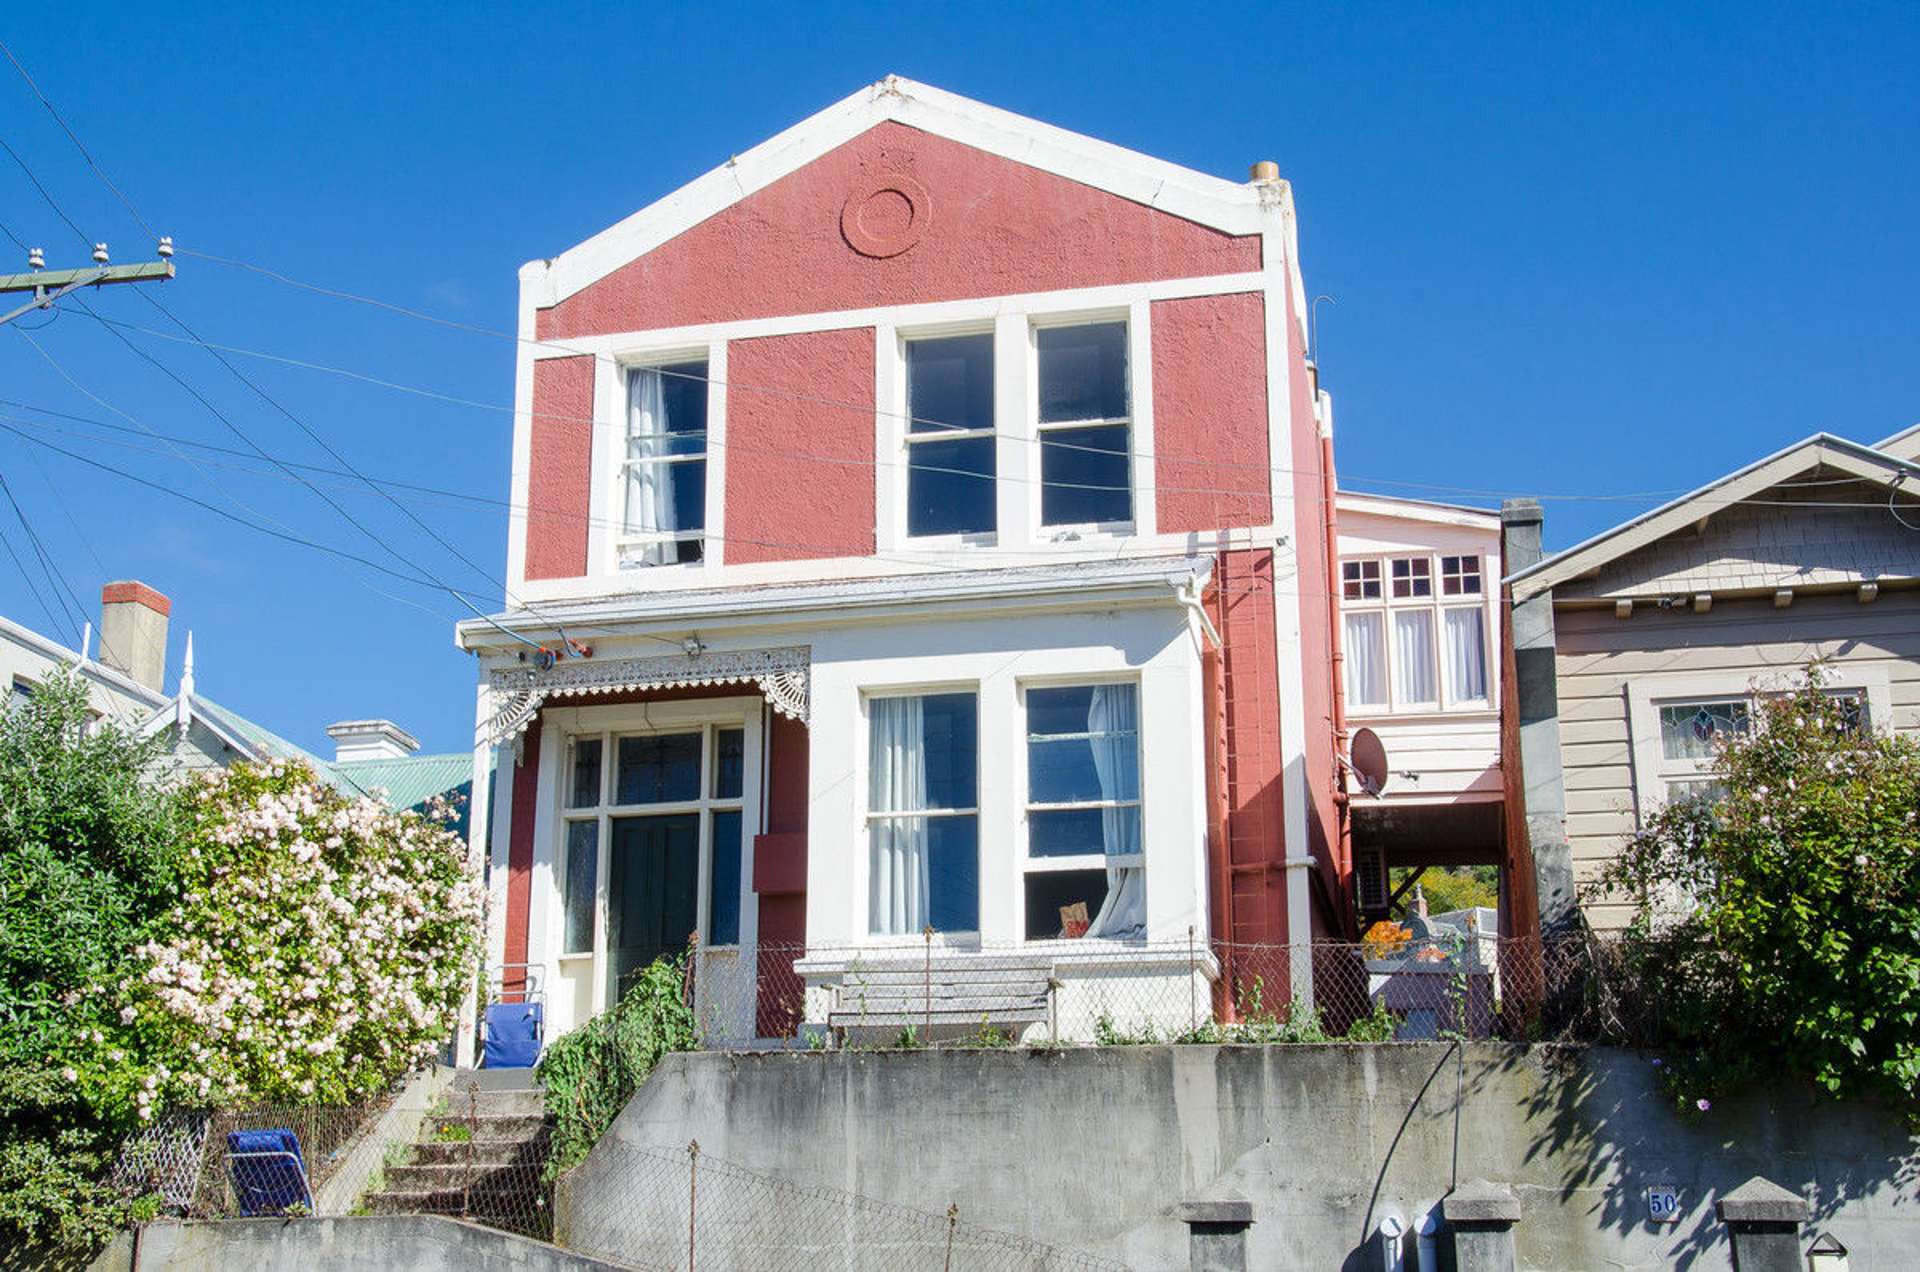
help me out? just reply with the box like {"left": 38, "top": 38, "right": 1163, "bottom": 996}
{"left": 1647, "top": 1185, "right": 1682, "bottom": 1224}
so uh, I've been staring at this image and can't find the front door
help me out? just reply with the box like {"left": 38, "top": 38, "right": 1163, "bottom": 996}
{"left": 607, "top": 813, "right": 701, "bottom": 1005}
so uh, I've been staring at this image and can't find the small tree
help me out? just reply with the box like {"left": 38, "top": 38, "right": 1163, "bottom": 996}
{"left": 1594, "top": 667, "right": 1920, "bottom": 1108}
{"left": 0, "top": 669, "right": 183, "bottom": 1250}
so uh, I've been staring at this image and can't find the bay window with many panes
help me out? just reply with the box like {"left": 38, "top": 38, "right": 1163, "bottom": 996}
{"left": 1341, "top": 552, "right": 1491, "bottom": 713}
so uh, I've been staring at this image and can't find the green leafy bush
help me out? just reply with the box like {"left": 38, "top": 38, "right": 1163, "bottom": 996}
{"left": 1593, "top": 667, "right": 1920, "bottom": 1109}
{"left": 0, "top": 670, "right": 183, "bottom": 1252}
{"left": 537, "top": 955, "right": 697, "bottom": 1179}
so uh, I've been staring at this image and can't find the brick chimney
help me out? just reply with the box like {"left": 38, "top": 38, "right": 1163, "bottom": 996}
{"left": 98, "top": 581, "right": 170, "bottom": 692}
{"left": 326, "top": 719, "right": 421, "bottom": 763}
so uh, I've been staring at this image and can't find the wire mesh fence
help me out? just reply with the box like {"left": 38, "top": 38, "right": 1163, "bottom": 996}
{"left": 684, "top": 928, "right": 1628, "bottom": 1051}
{"left": 560, "top": 1140, "right": 1133, "bottom": 1272}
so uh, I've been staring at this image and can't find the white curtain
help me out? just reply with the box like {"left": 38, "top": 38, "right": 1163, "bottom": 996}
{"left": 1445, "top": 607, "right": 1487, "bottom": 702}
{"left": 1395, "top": 610, "right": 1437, "bottom": 704}
{"left": 868, "top": 697, "right": 929, "bottom": 935}
{"left": 1085, "top": 684, "right": 1146, "bottom": 939}
{"left": 1343, "top": 612, "right": 1385, "bottom": 707}
{"left": 624, "top": 369, "right": 676, "bottom": 564}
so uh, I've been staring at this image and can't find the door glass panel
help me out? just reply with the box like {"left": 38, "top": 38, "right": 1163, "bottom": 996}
{"left": 569, "top": 738, "right": 602, "bottom": 808}
{"left": 607, "top": 814, "right": 701, "bottom": 1005}
{"left": 709, "top": 810, "right": 742, "bottom": 946}
{"left": 616, "top": 732, "right": 702, "bottom": 804}
{"left": 713, "top": 728, "right": 745, "bottom": 800}
{"left": 562, "top": 820, "right": 598, "bottom": 954}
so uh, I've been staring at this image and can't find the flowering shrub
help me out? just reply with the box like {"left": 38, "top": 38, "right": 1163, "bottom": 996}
{"left": 1593, "top": 665, "right": 1920, "bottom": 1112}
{"left": 124, "top": 761, "right": 485, "bottom": 1111}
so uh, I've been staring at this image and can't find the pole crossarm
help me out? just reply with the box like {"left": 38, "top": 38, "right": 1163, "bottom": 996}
{"left": 0, "top": 260, "right": 173, "bottom": 293}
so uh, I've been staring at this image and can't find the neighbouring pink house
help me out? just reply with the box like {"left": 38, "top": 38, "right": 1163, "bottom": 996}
{"left": 454, "top": 78, "right": 1506, "bottom": 1050}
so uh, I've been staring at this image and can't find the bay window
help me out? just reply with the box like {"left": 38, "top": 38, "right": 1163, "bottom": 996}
{"left": 867, "top": 692, "right": 979, "bottom": 934}
{"left": 1036, "top": 322, "right": 1132, "bottom": 528}
{"left": 1023, "top": 682, "right": 1144, "bottom": 940}
{"left": 620, "top": 361, "right": 708, "bottom": 566}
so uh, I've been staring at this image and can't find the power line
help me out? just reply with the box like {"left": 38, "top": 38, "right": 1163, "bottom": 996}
{"left": 0, "top": 466, "right": 84, "bottom": 643}
{"left": 0, "top": 38, "right": 156, "bottom": 239}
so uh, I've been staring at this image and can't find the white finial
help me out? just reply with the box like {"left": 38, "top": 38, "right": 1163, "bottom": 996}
{"left": 176, "top": 632, "right": 195, "bottom": 730}
{"left": 80, "top": 620, "right": 92, "bottom": 662}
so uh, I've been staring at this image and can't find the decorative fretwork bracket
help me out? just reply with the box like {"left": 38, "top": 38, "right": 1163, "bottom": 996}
{"left": 484, "top": 645, "right": 810, "bottom": 745}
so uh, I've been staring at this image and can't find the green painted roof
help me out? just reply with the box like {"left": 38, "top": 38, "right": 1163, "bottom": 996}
{"left": 188, "top": 695, "right": 479, "bottom": 836}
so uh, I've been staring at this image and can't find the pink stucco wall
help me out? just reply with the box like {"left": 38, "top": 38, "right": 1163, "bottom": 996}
{"left": 524, "top": 355, "right": 595, "bottom": 580}
{"left": 1281, "top": 276, "right": 1342, "bottom": 936}
{"left": 537, "top": 122, "right": 1262, "bottom": 339}
{"left": 724, "top": 328, "right": 877, "bottom": 563}
{"left": 1151, "top": 292, "right": 1271, "bottom": 534}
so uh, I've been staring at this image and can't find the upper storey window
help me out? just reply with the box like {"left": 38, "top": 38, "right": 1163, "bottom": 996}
{"left": 621, "top": 361, "right": 708, "bottom": 566}
{"left": 1341, "top": 553, "right": 1490, "bottom": 712}
{"left": 1037, "top": 322, "right": 1131, "bottom": 528}
{"left": 906, "top": 333, "right": 996, "bottom": 538}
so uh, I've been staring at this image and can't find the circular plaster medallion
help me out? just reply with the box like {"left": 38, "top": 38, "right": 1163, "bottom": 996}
{"left": 840, "top": 173, "right": 930, "bottom": 258}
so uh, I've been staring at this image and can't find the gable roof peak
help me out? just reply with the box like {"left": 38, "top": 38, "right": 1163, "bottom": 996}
{"left": 524, "top": 76, "right": 1290, "bottom": 310}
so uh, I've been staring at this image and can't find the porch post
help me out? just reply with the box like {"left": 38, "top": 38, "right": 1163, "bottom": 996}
{"left": 454, "top": 680, "right": 494, "bottom": 1069}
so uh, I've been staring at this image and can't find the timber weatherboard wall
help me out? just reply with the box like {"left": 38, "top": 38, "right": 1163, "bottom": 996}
{"left": 1556, "top": 590, "right": 1920, "bottom": 928}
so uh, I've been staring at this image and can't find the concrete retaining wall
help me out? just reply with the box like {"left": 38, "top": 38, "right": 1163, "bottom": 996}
{"left": 567, "top": 1044, "right": 1920, "bottom": 1270}
{"left": 89, "top": 1215, "right": 626, "bottom": 1272}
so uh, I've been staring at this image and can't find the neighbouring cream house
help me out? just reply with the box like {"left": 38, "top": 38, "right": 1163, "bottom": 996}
{"left": 1501, "top": 425, "right": 1920, "bottom": 931}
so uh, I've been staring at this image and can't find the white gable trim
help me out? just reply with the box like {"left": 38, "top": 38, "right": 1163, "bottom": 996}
{"left": 1336, "top": 491, "right": 1501, "bottom": 529}
{"left": 1508, "top": 434, "right": 1920, "bottom": 601}
{"left": 525, "top": 76, "right": 1278, "bottom": 309}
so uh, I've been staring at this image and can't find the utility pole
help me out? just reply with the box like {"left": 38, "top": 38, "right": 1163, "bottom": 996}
{"left": 0, "top": 239, "right": 175, "bottom": 329}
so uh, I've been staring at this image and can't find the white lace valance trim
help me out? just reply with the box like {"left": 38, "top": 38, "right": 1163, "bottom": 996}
{"left": 486, "top": 645, "right": 810, "bottom": 744}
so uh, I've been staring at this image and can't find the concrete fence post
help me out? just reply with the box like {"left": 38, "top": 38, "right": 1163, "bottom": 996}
{"left": 1716, "top": 1176, "right": 1809, "bottom": 1272}
{"left": 1177, "top": 1199, "right": 1253, "bottom": 1272}
{"left": 1442, "top": 1178, "right": 1521, "bottom": 1272}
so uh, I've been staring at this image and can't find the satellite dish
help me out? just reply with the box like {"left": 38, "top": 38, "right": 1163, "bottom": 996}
{"left": 1350, "top": 727, "right": 1389, "bottom": 796}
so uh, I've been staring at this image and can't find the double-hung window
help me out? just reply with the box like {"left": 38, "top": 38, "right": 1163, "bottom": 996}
{"left": 1037, "top": 322, "right": 1132, "bottom": 528}
{"left": 905, "top": 334, "right": 996, "bottom": 538}
{"left": 621, "top": 361, "right": 708, "bottom": 566}
{"left": 1340, "top": 553, "right": 1490, "bottom": 711}
{"left": 1024, "top": 683, "right": 1144, "bottom": 940}
{"left": 867, "top": 692, "right": 979, "bottom": 934}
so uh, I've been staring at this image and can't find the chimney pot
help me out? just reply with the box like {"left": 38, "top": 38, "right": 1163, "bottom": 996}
{"left": 326, "top": 719, "right": 422, "bottom": 763}
{"left": 98, "top": 580, "right": 171, "bottom": 692}
{"left": 1249, "top": 160, "right": 1281, "bottom": 183}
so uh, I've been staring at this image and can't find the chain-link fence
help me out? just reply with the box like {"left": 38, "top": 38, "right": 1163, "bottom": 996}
{"left": 685, "top": 930, "right": 1628, "bottom": 1050}
{"left": 113, "top": 1098, "right": 397, "bottom": 1220}
{"left": 560, "top": 1140, "right": 1133, "bottom": 1272}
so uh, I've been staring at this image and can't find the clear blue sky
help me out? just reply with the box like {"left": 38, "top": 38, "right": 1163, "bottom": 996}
{"left": 1, "top": 1, "right": 1914, "bottom": 753}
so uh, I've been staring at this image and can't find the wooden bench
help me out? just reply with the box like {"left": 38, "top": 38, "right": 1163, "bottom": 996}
{"left": 825, "top": 956, "right": 1058, "bottom": 1037}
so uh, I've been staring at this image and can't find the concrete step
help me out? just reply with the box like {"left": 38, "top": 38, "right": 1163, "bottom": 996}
{"left": 382, "top": 1161, "right": 542, "bottom": 1192}
{"left": 426, "top": 1113, "right": 545, "bottom": 1143}
{"left": 360, "top": 1184, "right": 541, "bottom": 1219}
{"left": 408, "top": 1139, "right": 527, "bottom": 1167}
{"left": 451, "top": 1086, "right": 545, "bottom": 1118}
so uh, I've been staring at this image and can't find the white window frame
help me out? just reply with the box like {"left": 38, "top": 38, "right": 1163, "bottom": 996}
{"left": 874, "top": 301, "right": 1156, "bottom": 557}
{"left": 1624, "top": 666, "right": 1893, "bottom": 823}
{"left": 600, "top": 343, "right": 726, "bottom": 576}
{"left": 1017, "top": 675, "right": 1145, "bottom": 944}
{"left": 859, "top": 684, "right": 983, "bottom": 945}
{"left": 548, "top": 698, "right": 762, "bottom": 1019}
{"left": 1339, "top": 552, "right": 1493, "bottom": 714}
{"left": 1028, "top": 312, "right": 1137, "bottom": 540}
{"left": 896, "top": 323, "right": 1000, "bottom": 548}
